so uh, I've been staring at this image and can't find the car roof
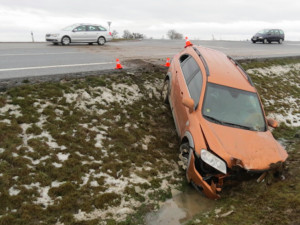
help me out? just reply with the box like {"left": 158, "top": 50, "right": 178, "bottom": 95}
{"left": 72, "top": 23, "right": 104, "bottom": 26}
{"left": 193, "top": 46, "right": 256, "bottom": 92}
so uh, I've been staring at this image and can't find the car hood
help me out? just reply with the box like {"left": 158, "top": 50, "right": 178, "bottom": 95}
{"left": 200, "top": 118, "right": 288, "bottom": 171}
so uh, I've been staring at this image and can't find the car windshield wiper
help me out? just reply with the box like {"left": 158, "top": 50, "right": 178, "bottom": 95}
{"left": 203, "top": 115, "right": 225, "bottom": 125}
{"left": 204, "top": 115, "right": 254, "bottom": 130}
{"left": 221, "top": 121, "right": 254, "bottom": 130}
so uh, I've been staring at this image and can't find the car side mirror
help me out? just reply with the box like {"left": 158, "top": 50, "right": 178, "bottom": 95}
{"left": 267, "top": 118, "right": 278, "bottom": 128}
{"left": 182, "top": 97, "right": 194, "bottom": 113}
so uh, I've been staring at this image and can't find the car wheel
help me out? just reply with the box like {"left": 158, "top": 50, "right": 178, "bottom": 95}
{"left": 279, "top": 39, "right": 283, "bottom": 44}
{"left": 252, "top": 40, "right": 256, "bottom": 43}
{"left": 179, "top": 143, "right": 190, "bottom": 170}
{"left": 161, "top": 79, "right": 170, "bottom": 104}
{"left": 263, "top": 39, "right": 268, "bottom": 44}
{"left": 97, "top": 37, "right": 106, "bottom": 45}
{"left": 61, "top": 36, "right": 71, "bottom": 46}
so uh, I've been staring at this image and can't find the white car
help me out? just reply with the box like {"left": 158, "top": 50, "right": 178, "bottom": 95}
{"left": 46, "top": 24, "right": 112, "bottom": 45}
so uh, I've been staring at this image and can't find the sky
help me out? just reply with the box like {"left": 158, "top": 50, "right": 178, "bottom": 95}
{"left": 0, "top": 0, "right": 300, "bottom": 42}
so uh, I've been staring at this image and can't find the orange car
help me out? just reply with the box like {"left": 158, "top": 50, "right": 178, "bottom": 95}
{"left": 162, "top": 45, "right": 288, "bottom": 199}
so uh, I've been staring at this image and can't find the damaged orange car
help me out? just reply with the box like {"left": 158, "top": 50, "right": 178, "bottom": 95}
{"left": 162, "top": 45, "right": 288, "bottom": 199}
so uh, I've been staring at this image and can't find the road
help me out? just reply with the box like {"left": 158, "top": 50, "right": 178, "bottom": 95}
{"left": 0, "top": 40, "right": 300, "bottom": 80}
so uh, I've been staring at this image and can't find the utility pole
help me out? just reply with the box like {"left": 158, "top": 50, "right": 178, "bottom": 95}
{"left": 107, "top": 21, "right": 112, "bottom": 32}
{"left": 31, "top": 31, "right": 35, "bottom": 42}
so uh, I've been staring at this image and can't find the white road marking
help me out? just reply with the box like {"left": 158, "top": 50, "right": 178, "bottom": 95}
{"left": 0, "top": 52, "right": 80, "bottom": 57}
{"left": 0, "top": 62, "right": 115, "bottom": 72}
{"left": 286, "top": 44, "right": 300, "bottom": 46}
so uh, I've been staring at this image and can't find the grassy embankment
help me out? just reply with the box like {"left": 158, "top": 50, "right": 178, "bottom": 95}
{"left": 0, "top": 58, "right": 299, "bottom": 225}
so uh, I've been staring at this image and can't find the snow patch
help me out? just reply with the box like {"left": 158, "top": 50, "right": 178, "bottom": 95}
{"left": 57, "top": 153, "right": 70, "bottom": 161}
{"left": 9, "top": 186, "right": 20, "bottom": 196}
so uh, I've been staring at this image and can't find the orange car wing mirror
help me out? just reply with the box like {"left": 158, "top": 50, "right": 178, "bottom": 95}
{"left": 267, "top": 118, "right": 278, "bottom": 128}
{"left": 182, "top": 97, "right": 195, "bottom": 113}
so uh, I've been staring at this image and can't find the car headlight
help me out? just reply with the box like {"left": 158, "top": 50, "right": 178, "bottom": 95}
{"left": 258, "top": 36, "right": 263, "bottom": 39}
{"left": 201, "top": 149, "right": 227, "bottom": 174}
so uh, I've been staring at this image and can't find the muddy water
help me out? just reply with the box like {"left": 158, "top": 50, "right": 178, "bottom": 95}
{"left": 145, "top": 185, "right": 215, "bottom": 225}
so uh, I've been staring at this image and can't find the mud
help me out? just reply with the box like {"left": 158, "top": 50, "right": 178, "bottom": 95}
{"left": 145, "top": 185, "right": 215, "bottom": 225}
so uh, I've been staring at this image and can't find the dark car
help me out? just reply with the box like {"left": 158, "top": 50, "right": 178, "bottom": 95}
{"left": 251, "top": 29, "right": 284, "bottom": 44}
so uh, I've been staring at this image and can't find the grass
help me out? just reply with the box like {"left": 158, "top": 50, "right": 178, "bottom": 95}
{"left": 0, "top": 58, "right": 299, "bottom": 225}
{"left": 0, "top": 66, "right": 182, "bottom": 224}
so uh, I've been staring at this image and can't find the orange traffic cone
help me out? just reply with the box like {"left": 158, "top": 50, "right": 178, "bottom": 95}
{"left": 185, "top": 36, "right": 193, "bottom": 48}
{"left": 115, "top": 59, "right": 123, "bottom": 69}
{"left": 164, "top": 58, "right": 171, "bottom": 67}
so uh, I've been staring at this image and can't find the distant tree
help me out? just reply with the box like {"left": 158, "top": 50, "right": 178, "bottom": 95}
{"left": 111, "top": 30, "right": 118, "bottom": 39}
{"left": 122, "top": 30, "right": 145, "bottom": 39}
{"left": 167, "top": 30, "right": 183, "bottom": 40}
{"left": 122, "top": 30, "right": 133, "bottom": 39}
{"left": 132, "top": 32, "right": 145, "bottom": 39}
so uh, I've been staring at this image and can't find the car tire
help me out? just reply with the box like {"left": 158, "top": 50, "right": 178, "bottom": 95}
{"left": 263, "top": 39, "right": 268, "bottom": 44}
{"left": 252, "top": 40, "right": 256, "bottom": 43}
{"left": 268, "top": 40, "right": 272, "bottom": 44}
{"left": 161, "top": 78, "right": 170, "bottom": 104}
{"left": 61, "top": 36, "right": 71, "bottom": 46}
{"left": 97, "top": 37, "right": 106, "bottom": 45}
{"left": 279, "top": 39, "right": 283, "bottom": 44}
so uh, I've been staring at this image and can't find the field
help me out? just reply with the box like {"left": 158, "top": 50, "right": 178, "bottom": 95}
{"left": 0, "top": 58, "right": 299, "bottom": 225}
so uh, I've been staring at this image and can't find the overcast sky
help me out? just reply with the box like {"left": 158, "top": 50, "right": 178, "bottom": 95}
{"left": 1, "top": 0, "right": 300, "bottom": 42}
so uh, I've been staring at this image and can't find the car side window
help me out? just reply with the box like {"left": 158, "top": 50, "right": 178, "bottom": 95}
{"left": 180, "top": 55, "right": 203, "bottom": 108}
{"left": 188, "top": 70, "right": 203, "bottom": 108}
{"left": 275, "top": 30, "right": 279, "bottom": 35}
{"left": 181, "top": 55, "right": 199, "bottom": 84}
{"left": 98, "top": 26, "right": 107, "bottom": 31}
{"left": 87, "top": 26, "right": 100, "bottom": 31}
{"left": 74, "top": 26, "right": 86, "bottom": 32}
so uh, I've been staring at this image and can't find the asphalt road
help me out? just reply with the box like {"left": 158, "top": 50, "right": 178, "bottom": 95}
{"left": 0, "top": 40, "right": 300, "bottom": 80}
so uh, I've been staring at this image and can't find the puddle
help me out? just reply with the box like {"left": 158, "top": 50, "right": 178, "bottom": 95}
{"left": 145, "top": 185, "right": 215, "bottom": 225}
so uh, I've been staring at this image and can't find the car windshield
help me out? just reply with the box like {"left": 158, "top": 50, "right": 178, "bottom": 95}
{"left": 62, "top": 25, "right": 78, "bottom": 31}
{"left": 257, "top": 29, "right": 270, "bottom": 34}
{"left": 202, "top": 83, "right": 266, "bottom": 131}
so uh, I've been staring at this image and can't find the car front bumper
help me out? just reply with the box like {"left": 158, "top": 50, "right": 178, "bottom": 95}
{"left": 46, "top": 38, "right": 59, "bottom": 42}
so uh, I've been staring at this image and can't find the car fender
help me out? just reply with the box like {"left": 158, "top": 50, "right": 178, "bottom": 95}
{"left": 165, "top": 71, "right": 172, "bottom": 91}
{"left": 183, "top": 131, "right": 194, "bottom": 182}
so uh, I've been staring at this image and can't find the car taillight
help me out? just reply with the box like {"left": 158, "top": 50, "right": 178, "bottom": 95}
{"left": 109, "top": 32, "right": 112, "bottom": 36}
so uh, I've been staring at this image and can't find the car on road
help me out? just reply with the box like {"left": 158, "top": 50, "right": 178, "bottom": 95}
{"left": 251, "top": 29, "right": 285, "bottom": 44}
{"left": 45, "top": 24, "right": 112, "bottom": 45}
{"left": 162, "top": 45, "right": 288, "bottom": 199}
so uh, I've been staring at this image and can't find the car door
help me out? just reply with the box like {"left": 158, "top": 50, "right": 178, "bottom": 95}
{"left": 70, "top": 25, "right": 87, "bottom": 42}
{"left": 269, "top": 30, "right": 276, "bottom": 42}
{"left": 274, "top": 29, "right": 280, "bottom": 41}
{"left": 172, "top": 54, "right": 202, "bottom": 136}
{"left": 86, "top": 25, "right": 100, "bottom": 42}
